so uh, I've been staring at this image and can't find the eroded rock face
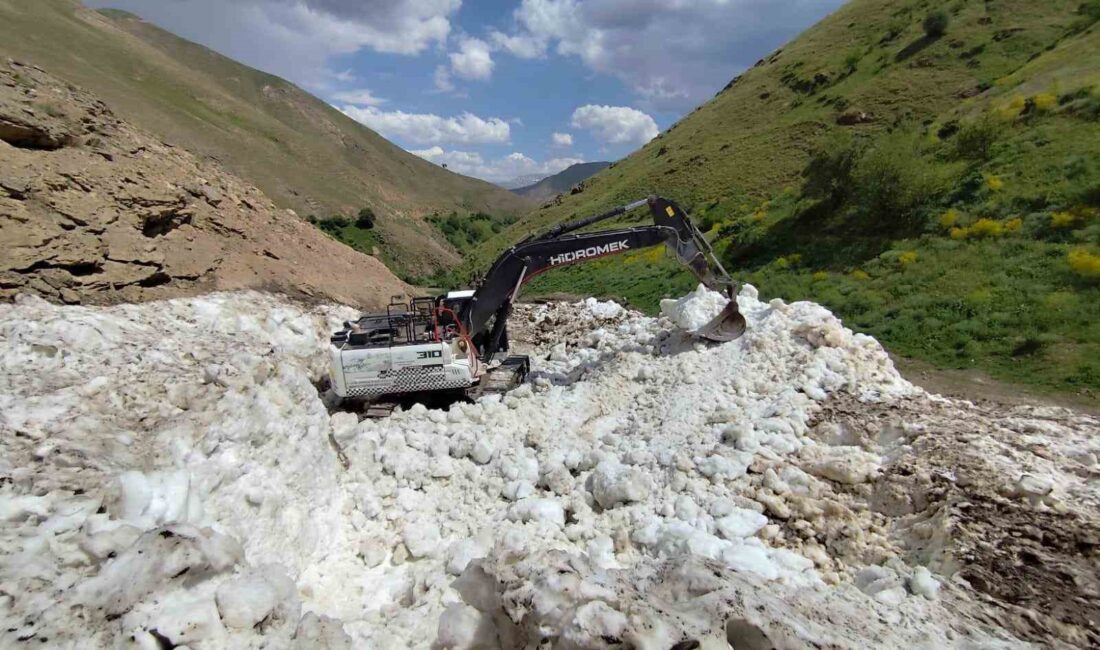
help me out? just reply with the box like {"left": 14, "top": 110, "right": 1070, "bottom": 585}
{"left": 0, "top": 60, "right": 407, "bottom": 308}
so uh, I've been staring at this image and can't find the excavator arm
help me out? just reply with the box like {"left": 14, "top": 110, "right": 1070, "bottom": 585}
{"left": 460, "top": 196, "right": 747, "bottom": 358}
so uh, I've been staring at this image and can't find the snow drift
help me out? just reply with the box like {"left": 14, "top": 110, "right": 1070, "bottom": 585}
{"left": 1, "top": 287, "right": 1096, "bottom": 648}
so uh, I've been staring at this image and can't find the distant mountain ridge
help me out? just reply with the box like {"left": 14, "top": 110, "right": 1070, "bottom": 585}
{"left": 0, "top": 0, "right": 533, "bottom": 276}
{"left": 511, "top": 162, "right": 612, "bottom": 202}
{"left": 498, "top": 174, "right": 546, "bottom": 190}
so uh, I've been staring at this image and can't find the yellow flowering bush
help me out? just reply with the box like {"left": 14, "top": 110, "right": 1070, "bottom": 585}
{"left": 812, "top": 271, "right": 829, "bottom": 282}
{"left": 1068, "top": 248, "right": 1100, "bottom": 281}
{"left": 948, "top": 217, "right": 1022, "bottom": 239}
{"left": 898, "top": 250, "right": 918, "bottom": 266}
{"left": 1051, "top": 211, "right": 1078, "bottom": 228}
{"left": 994, "top": 95, "right": 1026, "bottom": 120}
{"left": 1033, "top": 93, "right": 1057, "bottom": 111}
{"left": 968, "top": 218, "right": 1005, "bottom": 238}
{"left": 850, "top": 269, "right": 871, "bottom": 281}
{"left": 983, "top": 173, "right": 1004, "bottom": 191}
{"left": 939, "top": 208, "right": 960, "bottom": 229}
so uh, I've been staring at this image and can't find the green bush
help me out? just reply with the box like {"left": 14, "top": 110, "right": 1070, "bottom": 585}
{"left": 801, "top": 131, "right": 862, "bottom": 204}
{"left": 923, "top": 11, "right": 949, "bottom": 39}
{"left": 316, "top": 215, "right": 350, "bottom": 236}
{"left": 428, "top": 211, "right": 518, "bottom": 250}
{"left": 851, "top": 130, "right": 949, "bottom": 232}
{"left": 953, "top": 116, "right": 1001, "bottom": 161}
{"left": 355, "top": 207, "right": 376, "bottom": 229}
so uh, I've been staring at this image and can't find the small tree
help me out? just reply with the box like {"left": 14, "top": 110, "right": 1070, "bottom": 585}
{"left": 356, "top": 207, "right": 376, "bottom": 229}
{"left": 923, "top": 11, "right": 949, "bottom": 38}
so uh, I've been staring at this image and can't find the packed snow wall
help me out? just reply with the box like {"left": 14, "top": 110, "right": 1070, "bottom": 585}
{"left": 1, "top": 287, "right": 1097, "bottom": 648}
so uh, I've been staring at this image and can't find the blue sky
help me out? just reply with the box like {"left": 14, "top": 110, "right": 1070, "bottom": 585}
{"left": 88, "top": 0, "right": 845, "bottom": 183}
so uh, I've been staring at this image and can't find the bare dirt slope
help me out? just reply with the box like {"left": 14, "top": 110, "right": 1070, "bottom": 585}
{"left": 0, "top": 60, "right": 407, "bottom": 308}
{"left": 0, "top": 0, "right": 535, "bottom": 275}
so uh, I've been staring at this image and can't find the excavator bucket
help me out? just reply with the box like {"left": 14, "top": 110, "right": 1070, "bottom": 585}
{"left": 696, "top": 301, "right": 747, "bottom": 342}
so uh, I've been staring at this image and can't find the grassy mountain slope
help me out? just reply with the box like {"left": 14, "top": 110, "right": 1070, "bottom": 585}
{"left": 463, "top": 0, "right": 1100, "bottom": 396}
{"left": 0, "top": 0, "right": 533, "bottom": 276}
{"left": 513, "top": 162, "right": 612, "bottom": 202}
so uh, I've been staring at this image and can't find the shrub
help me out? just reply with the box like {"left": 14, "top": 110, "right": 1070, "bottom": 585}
{"left": 316, "top": 215, "right": 350, "bottom": 235}
{"left": 967, "top": 218, "right": 1004, "bottom": 238}
{"left": 1033, "top": 93, "right": 1058, "bottom": 112}
{"left": 851, "top": 129, "right": 949, "bottom": 232}
{"left": 983, "top": 173, "right": 1004, "bottom": 191}
{"left": 1051, "top": 211, "right": 1078, "bottom": 228}
{"left": 801, "top": 131, "right": 861, "bottom": 204}
{"left": 1067, "top": 248, "right": 1100, "bottom": 280}
{"left": 898, "top": 250, "right": 919, "bottom": 266}
{"left": 949, "top": 217, "right": 1016, "bottom": 239}
{"left": 850, "top": 269, "right": 871, "bottom": 281}
{"left": 939, "top": 208, "right": 960, "bottom": 229}
{"left": 923, "top": 11, "right": 949, "bottom": 38}
{"left": 950, "top": 115, "right": 1003, "bottom": 160}
{"left": 812, "top": 271, "right": 829, "bottom": 282}
{"left": 355, "top": 207, "right": 376, "bottom": 229}
{"left": 844, "top": 49, "right": 861, "bottom": 72}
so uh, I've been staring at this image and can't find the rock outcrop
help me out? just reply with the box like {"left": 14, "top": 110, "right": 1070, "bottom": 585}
{"left": 0, "top": 60, "right": 408, "bottom": 308}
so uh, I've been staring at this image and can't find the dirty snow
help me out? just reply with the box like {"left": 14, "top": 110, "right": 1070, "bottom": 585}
{"left": 1, "top": 287, "right": 1097, "bottom": 648}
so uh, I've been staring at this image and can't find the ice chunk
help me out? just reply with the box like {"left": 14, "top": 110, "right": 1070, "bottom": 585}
{"left": 436, "top": 602, "right": 497, "bottom": 649}
{"left": 77, "top": 525, "right": 243, "bottom": 615}
{"left": 584, "top": 297, "right": 624, "bottom": 320}
{"left": 402, "top": 521, "right": 443, "bottom": 559}
{"left": 446, "top": 538, "right": 489, "bottom": 576}
{"left": 215, "top": 567, "right": 297, "bottom": 629}
{"left": 715, "top": 508, "right": 768, "bottom": 539}
{"left": 1010, "top": 473, "right": 1056, "bottom": 506}
{"left": 909, "top": 566, "right": 941, "bottom": 600}
{"left": 562, "top": 601, "right": 628, "bottom": 648}
{"left": 720, "top": 543, "right": 779, "bottom": 580}
{"left": 587, "top": 460, "right": 651, "bottom": 509}
{"left": 123, "top": 594, "right": 227, "bottom": 646}
{"left": 0, "top": 494, "right": 53, "bottom": 522}
{"left": 509, "top": 498, "right": 566, "bottom": 527}
{"left": 113, "top": 470, "right": 204, "bottom": 529}
{"left": 293, "top": 612, "right": 353, "bottom": 650}
{"left": 696, "top": 453, "right": 750, "bottom": 480}
{"left": 660, "top": 284, "right": 729, "bottom": 333}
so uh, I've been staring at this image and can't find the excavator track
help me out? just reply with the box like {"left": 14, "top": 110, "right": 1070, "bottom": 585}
{"left": 349, "top": 356, "right": 531, "bottom": 419}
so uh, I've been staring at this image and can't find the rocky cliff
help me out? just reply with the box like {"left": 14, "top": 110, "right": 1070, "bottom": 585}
{"left": 0, "top": 59, "right": 407, "bottom": 308}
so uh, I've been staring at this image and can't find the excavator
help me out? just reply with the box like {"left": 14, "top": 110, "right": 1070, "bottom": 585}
{"left": 327, "top": 196, "right": 746, "bottom": 408}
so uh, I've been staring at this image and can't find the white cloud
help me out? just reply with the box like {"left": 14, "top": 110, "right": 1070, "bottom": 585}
{"left": 551, "top": 132, "right": 573, "bottom": 147}
{"left": 85, "top": 0, "right": 461, "bottom": 91}
{"left": 570, "top": 105, "right": 658, "bottom": 145}
{"left": 495, "top": 0, "right": 845, "bottom": 111}
{"left": 449, "top": 37, "right": 495, "bottom": 81}
{"left": 341, "top": 106, "right": 511, "bottom": 145}
{"left": 433, "top": 65, "right": 455, "bottom": 92}
{"left": 489, "top": 30, "right": 547, "bottom": 59}
{"left": 331, "top": 88, "right": 386, "bottom": 106}
{"left": 411, "top": 147, "right": 584, "bottom": 183}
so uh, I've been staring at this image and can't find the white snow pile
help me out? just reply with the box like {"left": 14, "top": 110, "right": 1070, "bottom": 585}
{"left": 0, "top": 287, "right": 1032, "bottom": 648}
{"left": 660, "top": 283, "right": 731, "bottom": 333}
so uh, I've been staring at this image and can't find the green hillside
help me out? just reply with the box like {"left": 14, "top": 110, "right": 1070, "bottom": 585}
{"left": 462, "top": 0, "right": 1100, "bottom": 396}
{"left": 0, "top": 0, "right": 533, "bottom": 276}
